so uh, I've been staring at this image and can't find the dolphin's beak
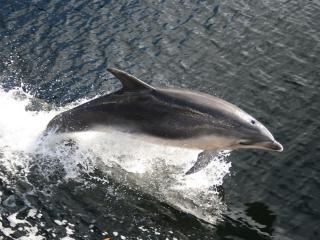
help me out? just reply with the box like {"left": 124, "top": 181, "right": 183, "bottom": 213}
{"left": 259, "top": 140, "right": 283, "bottom": 152}
{"left": 239, "top": 140, "right": 283, "bottom": 152}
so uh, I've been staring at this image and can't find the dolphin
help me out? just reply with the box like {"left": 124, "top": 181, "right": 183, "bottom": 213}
{"left": 46, "top": 68, "right": 283, "bottom": 174}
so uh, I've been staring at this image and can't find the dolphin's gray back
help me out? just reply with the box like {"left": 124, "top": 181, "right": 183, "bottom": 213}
{"left": 47, "top": 89, "right": 211, "bottom": 138}
{"left": 47, "top": 86, "right": 245, "bottom": 141}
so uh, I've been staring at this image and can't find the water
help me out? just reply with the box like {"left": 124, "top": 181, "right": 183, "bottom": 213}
{"left": 0, "top": 0, "right": 319, "bottom": 239}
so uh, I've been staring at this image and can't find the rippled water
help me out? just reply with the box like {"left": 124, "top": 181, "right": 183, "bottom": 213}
{"left": 0, "top": 0, "right": 319, "bottom": 239}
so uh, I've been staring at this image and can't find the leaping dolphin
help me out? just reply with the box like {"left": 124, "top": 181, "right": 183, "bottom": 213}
{"left": 46, "top": 68, "right": 283, "bottom": 174}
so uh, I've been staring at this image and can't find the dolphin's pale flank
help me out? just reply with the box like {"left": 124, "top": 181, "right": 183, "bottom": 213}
{"left": 46, "top": 68, "right": 283, "bottom": 174}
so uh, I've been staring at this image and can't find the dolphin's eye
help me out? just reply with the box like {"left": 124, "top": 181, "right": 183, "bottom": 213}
{"left": 251, "top": 120, "right": 256, "bottom": 124}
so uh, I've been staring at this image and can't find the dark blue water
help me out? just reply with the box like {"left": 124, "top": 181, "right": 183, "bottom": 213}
{"left": 0, "top": 0, "right": 319, "bottom": 239}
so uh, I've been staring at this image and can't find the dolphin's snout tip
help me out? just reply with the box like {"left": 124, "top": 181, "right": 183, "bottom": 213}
{"left": 268, "top": 140, "right": 283, "bottom": 152}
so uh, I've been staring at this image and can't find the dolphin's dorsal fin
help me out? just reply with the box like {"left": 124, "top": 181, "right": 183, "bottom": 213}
{"left": 107, "top": 67, "right": 154, "bottom": 91}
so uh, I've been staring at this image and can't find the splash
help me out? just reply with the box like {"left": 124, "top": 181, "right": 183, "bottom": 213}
{"left": 0, "top": 88, "right": 55, "bottom": 180}
{"left": 0, "top": 86, "right": 232, "bottom": 238}
{"left": 70, "top": 130, "right": 231, "bottom": 222}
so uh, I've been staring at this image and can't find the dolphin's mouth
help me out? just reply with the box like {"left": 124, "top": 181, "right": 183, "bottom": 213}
{"left": 260, "top": 140, "right": 283, "bottom": 152}
{"left": 239, "top": 140, "right": 283, "bottom": 152}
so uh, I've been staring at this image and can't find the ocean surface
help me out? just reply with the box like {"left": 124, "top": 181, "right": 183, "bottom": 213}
{"left": 0, "top": 0, "right": 319, "bottom": 239}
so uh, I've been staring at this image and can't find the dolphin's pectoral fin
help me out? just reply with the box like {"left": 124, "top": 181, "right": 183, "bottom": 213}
{"left": 185, "top": 150, "right": 219, "bottom": 175}
{"left": 107, "top": 67, "right": 154, "bottom": 92}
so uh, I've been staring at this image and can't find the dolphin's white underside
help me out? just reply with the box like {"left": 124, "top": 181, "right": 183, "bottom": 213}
{"left": 85, "top": 125, "right": 234, "bottom": 151}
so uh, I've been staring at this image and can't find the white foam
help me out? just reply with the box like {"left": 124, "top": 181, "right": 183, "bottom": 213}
{"left": 0, "top": 216, "right": 15, "bottom": 236}
{"left": 4, "top": 212, "right": 45, "bottom": 240}
{"left": 7, "top": 213, "right": 27, "bottom": 227}
{"left": 27, "top": 209, "right": 38, "bottom": 218}
{"left": 54, "top": 220, "right": 67, "bottom": 226}
{"left": 0, "top": 88, "right": 57, "bottom": 152}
